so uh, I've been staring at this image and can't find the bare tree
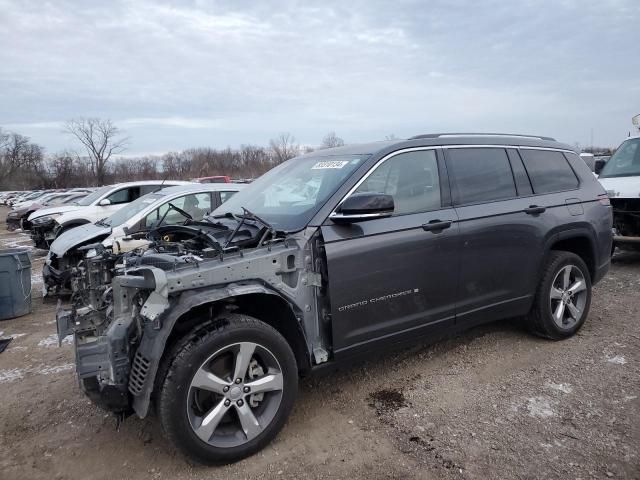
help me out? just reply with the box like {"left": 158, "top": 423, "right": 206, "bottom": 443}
{"left": 0, "top": 130, "right": 45, "bottom": 188}
{"left": 384, "top": 134, "right": 398, "bottom": 141}
{"left": 320, "top": 131, "right": 345, "bottom": 149}
{"left": 65, "top": 118, "right": 128, "bottom": 184}
{"left": 269, "top": 133, "right": 299, "bottom": 164}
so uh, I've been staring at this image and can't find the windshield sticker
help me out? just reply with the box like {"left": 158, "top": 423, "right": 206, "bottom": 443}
{"left": 312, "top": 160, "right": 349, "bottom": 170}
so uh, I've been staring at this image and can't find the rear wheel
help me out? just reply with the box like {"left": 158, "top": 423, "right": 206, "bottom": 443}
{"left": 526, "top": 251, "right": 592, "bottom": 340}
{"left": 157, "top": 313, "right": 298, "bottom": 464}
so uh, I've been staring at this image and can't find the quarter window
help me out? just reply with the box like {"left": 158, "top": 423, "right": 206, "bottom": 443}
{"left": 353, "top": 150, "right": 441, "bottom": 215}
{"left": 447, "top": 148, "right": 516, "bottom": 205}
{"left": 220, "top": 191, "right": 238, "bottom": 203}
{"left": 519, "top": 149, "right": 579, "bottom": 193}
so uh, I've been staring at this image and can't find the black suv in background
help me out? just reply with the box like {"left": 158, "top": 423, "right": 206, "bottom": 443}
{"left": 58, "top": 133, "right": 612, "bottom": 464}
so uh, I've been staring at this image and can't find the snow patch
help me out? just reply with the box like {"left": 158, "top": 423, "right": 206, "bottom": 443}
{"left": 38, "top": 363, "right": 74, "bottom": 375}
{"left": 0, "top": 363, "right": 74, "bottom": 383}
{"left": 0, "top": 368, "right": 28, "bottom": 384}
{"left": 546, "top": 382, "right": 573, "bottom": 394}
{"left": 0, "top": 332, "right": 27, "bottom": 340}
{"left": 526, "top": 397, "right": 556, "bottom": 418}
{"left": 31, "top": 270, "right": 43, "bottom": 285}
{"left": 606, "top": 355, "right": 627, "bottom": 365}
{"left": 38, "top": 334, "right": 73, "bottom": 347}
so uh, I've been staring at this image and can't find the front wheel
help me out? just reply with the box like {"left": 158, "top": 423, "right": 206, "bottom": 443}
{"left": 525, "top": 251, "right": 592, "bottom": 340}
{"left": 157, "top": 314, "right": 298, "bottom": 465}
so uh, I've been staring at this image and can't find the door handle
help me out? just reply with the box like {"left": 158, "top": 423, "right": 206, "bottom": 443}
{"left": 524, "top": 205, "right": 546, "bottom": 215}
{"left": 422, "top": 220, "right": 452, "bottom": 232}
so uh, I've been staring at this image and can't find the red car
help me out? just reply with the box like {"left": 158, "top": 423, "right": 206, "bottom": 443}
{"left": 191, "top": 175, "right": 231, "bottom": 184}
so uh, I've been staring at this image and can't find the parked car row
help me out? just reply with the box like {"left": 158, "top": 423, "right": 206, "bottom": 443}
{"left": 3, "top": 188, "right": 94, "bottom": 231}
{"left": 43, "top": 181, "right": 243, "bottom": 295}
{"left": 45, "top": 133, "right": 616, "bottom": 465}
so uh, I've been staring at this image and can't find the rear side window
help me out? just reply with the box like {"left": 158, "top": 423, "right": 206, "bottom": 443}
{"left": 446, "top": 148, "right": 516, "bottom": 205}
{"left": 519, "top": 149, "right": 579, "bottom": 193}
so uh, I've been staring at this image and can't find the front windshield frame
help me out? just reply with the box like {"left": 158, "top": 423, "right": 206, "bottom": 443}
{"left": 210, "top": 153, "right": 370, "bottom": 232}
{"left": 102, "top": 192, "right": 166, "bottom": 227}
{"left": 75, "top": 185, "right": 112, "bottom": 206}
{"left": 599, "top": 138, "right": 640, "bottom": 178}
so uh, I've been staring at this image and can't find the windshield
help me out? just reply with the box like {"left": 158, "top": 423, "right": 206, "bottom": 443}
{"left": 62, "top": 194, "right": 87, "bottom": 204}
{"left": 24, "top": 191, "right": 44, "bottom": 200}
{"left": 599, "top": 138, "right": 640, "bottom": 178}
{"left": 102, "top": 192, "right": 165, "bottom": 227}
{"left": 211, "top": 154, "right": 369, "bottom": 231}
{"left": 41, "top": 193, "right": 68, "bottom": 204}
{"left": 76, "top": 185, "right": 112, "bottom": 206}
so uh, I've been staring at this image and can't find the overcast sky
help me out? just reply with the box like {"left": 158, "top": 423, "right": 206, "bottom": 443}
{"left": 1, "top": 0, "right": 638, "bottom": 156}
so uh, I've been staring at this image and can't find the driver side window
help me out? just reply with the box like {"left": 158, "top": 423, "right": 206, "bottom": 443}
{"left": 354, "top": 150, "right": 441, "bottom": 215}
{"left": 144, "top": 193, "right": 212, "bottom": 228}
{"left": 107, "top": 187, "right": 140, "bottom": 205}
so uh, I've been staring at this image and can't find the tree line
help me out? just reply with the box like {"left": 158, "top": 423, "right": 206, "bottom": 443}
{"left": 0, "top": 118, "right": 347, "bottom": 190}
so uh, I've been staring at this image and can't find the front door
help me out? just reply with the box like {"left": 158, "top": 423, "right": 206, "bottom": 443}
{"left": 321, "top": 148, "right": 460, "bottom": 357}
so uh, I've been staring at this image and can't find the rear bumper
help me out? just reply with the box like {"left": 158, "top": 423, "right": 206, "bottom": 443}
{"left": 593, "top": 257, "right": 610, "bottom": 285}
{"left": 614, "top": 235, "right": 640, "bottom": 245}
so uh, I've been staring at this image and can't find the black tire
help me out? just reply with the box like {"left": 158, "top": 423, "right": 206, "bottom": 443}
{"left": 525, "top": 251, "right": 592, "bottom": 340}
{"left": 156, "top": 313, "right": 298, "bottom": 465}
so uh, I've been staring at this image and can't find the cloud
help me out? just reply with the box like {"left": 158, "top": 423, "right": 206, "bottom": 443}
{"left": 0, "top": 0, "right": 638, "bottom": 154}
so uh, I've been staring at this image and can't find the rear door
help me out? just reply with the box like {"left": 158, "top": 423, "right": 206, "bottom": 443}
{"left": 445, "top": 146, "right": 553, "bottom": 327}
{"left": 321, "top": 148, "right": 460, "bottom": 357}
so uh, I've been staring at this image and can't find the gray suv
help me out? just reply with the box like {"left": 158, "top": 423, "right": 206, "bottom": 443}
{"left": 57, "top": 133, "right": 612, "bottom": 464}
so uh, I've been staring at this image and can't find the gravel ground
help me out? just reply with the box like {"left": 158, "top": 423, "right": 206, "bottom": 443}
{"left": 0, "top": 205, "right": 638, "bottom": 479}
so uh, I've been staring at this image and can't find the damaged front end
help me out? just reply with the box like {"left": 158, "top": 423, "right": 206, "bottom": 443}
{"left": 56, "top": 245, "right": 147, "bottom": 412}
{"left": 611, "top": 198, "right": 640, "bottom": 249}
{"left": 56, "top": 216, "right": 325, "bottom": 417}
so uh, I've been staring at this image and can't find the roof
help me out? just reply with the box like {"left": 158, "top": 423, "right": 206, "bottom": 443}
{"left": 154, "top": 182, "right": 244, "bottom": 196}
{"left": 107, "top": 180, "right": 190, "bottom": 188}
{"left": 304, "top": 133, "right": 575, "bottom": 158}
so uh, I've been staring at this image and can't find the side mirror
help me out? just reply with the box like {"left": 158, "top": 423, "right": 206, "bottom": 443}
{"left": 330, "top": 193, "right": 394, "bottom": 223}
{"left": 98, "top": 198, "right": 111, "bottom": 206}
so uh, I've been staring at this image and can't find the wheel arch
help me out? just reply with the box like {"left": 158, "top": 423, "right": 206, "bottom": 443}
{"left": 131, "top": 284, "right": 311, "bottom": 418}
{"left": 548, "top": 229, "right": 597, "bottom": 280}
{"left": 58, "top": 218, "right": 91, "bottom": 232}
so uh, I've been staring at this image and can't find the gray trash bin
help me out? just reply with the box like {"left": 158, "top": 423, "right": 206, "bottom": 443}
{"left": 0, "top": 247, "right": 32, "bottom": 320}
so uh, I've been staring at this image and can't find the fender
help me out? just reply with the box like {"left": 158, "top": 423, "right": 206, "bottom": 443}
{"left": 541, "top": 223, "right": 599, "bottom": 278}
{"left": 58, "top": 218, "right": 91, "bottom": 233}
{"left": 130, "top": 281, "right": 302, "bottom": 418}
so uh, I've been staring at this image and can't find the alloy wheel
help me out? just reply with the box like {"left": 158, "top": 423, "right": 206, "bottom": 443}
{"left": 187, "top": 342, "right": 284, "bottom": 448}
{"left": 549, "top": 264, "right": 588, "bottom": 330}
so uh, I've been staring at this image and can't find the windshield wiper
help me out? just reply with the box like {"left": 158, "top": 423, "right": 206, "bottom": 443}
{"left": 223, "top": 207, "right": 277, "bottom": 249}
{"left": 95, "top": 218, "right": 111, "bottom": 227}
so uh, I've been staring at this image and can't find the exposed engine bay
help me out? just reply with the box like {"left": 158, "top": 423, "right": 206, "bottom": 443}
{"left": 56, "top": 212, "right": 328, "bottom": 415}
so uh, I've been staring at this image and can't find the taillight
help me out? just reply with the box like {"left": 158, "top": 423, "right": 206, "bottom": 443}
{"left": 597, "top": 194, "right": 610, "bottom": 206}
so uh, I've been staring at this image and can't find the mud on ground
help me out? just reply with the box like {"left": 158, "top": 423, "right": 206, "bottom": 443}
{"left": 0, "top": 206, "right": 638, "bottom": 479}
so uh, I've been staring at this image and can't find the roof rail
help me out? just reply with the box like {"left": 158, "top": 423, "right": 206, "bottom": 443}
{"left": 408, "top": 132, "right": 556, "bottom": 141}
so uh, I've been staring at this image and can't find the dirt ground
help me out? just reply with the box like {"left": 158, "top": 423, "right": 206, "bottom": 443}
{"left": 0, "top": 205, "right": 638, "bottom": 480}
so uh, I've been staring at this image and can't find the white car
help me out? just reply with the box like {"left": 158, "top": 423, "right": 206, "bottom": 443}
{"left": 44, "top": 182, "right": 243, "bottom": 294}
{"left": 597, "top": 136, "right": 640, "bottom": 252}
{"left": 28, "top": 180, "right": 189, "bottom": 249}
